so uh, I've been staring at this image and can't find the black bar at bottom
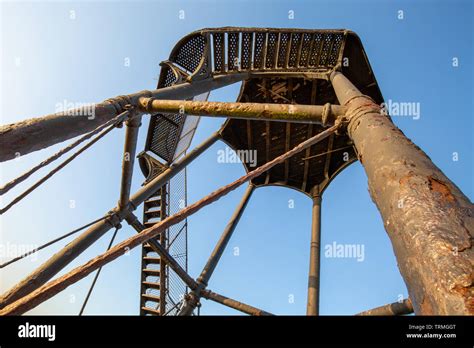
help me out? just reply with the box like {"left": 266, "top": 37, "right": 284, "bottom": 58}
{"left": 0, "top": 316, "right": 472, "bottom": 346}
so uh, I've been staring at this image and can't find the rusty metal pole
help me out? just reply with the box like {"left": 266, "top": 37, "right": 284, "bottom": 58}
{"left": 199, "top": 184, "right": 255, "bottom": 284}
{"left": 356, "top": 298, "right": 413, "bottom": 316}
{"left": 307, "top": 186, "right": 322, "bottom": 316}
{"left": 0, "top": 132, "right": 219, "bottom": 310}
{"left": 0, "top": 73, "right": 247, "bottom": 162}
{"left": 138, "top": 98, "right": 345, "bottom": 125}
{"left": 330, "top": 71, "right": 474, "bottom": 315}
{"left": 118, "top": 112, "right": 142, "bottom": 209}
{"left": 179, "top": 184, "right": 255, "bottom": 316}
{"left": 201, "top": 290, "right": 273, "bottom": 316}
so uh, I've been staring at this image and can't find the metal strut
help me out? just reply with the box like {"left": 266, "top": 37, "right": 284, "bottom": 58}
{"left": 178, "top": 184, "right": 255, "bottom": 316}
{"left": 138, "top": 98, "right": 345, "bottom": 125}
{"left": 0, "top": 124, "right": 339, "bottom": 315}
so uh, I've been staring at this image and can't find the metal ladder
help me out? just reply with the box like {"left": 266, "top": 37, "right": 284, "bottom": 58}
{"left": 139, "top": 184, "right": 168, "bottom": 316}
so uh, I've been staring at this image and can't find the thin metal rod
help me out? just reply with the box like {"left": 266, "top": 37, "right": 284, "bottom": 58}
{"left": 0, "top": 132, "right": 218, "bottom": 310}
{"left": 0, "top": 125, "right": 339, "bottom": 315}
{"left": 139, "top": 98, "right": 345, "bottom": 125}
{"left": 356, "top": 298, "right": 413, "bottom": 316}
{"left": 201, "top": 290, "right": 273, "bottom": 316}
{"left": 200, "top": 184, "right": 254, "bottom": 285}
{"left": 0, "top": 216, "right": 108, "bottom": 269}
{"left": 306, "top": 188, "right": 322, "bottom": 316}
{"left": 79, "top": 226, "right": 120, "bottom": 315}
{"left": 0, "top": 73, "right": 248, "bottom": 162}
{"left": 179, "top": 184, "right": 255, "bottom": 316}
{"left": 330, "top": 71, "right": 474, "bottom": 315}
{"left": 118, "top": 113, "right": 142, "bottom": 209}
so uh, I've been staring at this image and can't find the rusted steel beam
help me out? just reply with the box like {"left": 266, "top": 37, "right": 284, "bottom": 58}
{"left": 179, "top": 184, "right": 255, "bottom": 316}
{"left": 307, "top": 187, "right": 322, "bottom": 315}
{"left": 356, "top": 298, "right": 414, "bottom": 316}
{"left": 0, "top": 73, "right": 248, "bottom": 162}
{"left": 0, "top": 125, "right": 339, "bottom": 315}
{"left": 138, "top": 98, "right": 345, "bottom": 124}
{"left": 118, "top": 113, "right": 142, "bottom": 209}
{"left": 129, "top": 132, "right": 220, "bottom": 207}
{"left": 0, "top": 132, "right": 218, "bottom": 310}
{"left": 201, "top": 290, "right": 273, "bottom": 316}
{"left": 199, "top": 184, "right": 254, "bottom": 285}
{"left": 330, "top": 71, "right": 474, "bottom": 315}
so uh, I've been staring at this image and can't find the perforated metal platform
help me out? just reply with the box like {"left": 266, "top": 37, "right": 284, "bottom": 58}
{"left": 143, "top": 27, "right": 383, "bottom": 195}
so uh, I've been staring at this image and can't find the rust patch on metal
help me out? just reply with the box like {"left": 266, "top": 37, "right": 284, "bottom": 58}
{"left": 452, "top": 284, "right": 474, "bottom": 314}
{"left": 428, "top": 176, "right": 456, "bottom": 203}
{"left": 418, "top": 295, "right": 435, "bottom": 315}
{"left": 399, "top": 172, "right": 415, "bottom": 186}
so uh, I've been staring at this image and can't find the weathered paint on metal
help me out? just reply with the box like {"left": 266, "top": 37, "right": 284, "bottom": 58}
{"left": 331, "top": 71, "right": 474, "bottom": 315}
{"left": 306, "top": 188, "right": 322, "bottom": 315}
{"left": 139, "top": 98, "right": 345, "bottom": 124}
{"left": 0, "top": 73, "right": 248, "bottom": 162}
{"left": 356, "top": 299, "right": 413, "bottom": 316}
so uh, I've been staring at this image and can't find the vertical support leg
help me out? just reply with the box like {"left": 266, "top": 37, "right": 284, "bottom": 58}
{"left": 179, "top": 184, "right": 255, "bottom": 316}
{"left": 330, "top": 71, "right": 474, "bottom": 315}
{"left": 307, "top": 186, "right": 322, "bottom": 315}
{"left": 118, "top": 112, "right": 142, "bottom": 209}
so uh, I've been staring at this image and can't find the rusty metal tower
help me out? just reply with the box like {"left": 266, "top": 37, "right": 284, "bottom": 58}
{"left": 0, "top": 28, "right": 472, "bottom": 316}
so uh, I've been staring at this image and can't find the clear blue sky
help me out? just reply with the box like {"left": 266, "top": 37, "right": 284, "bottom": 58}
{"left": 0, "top": 0, "right": 472, "bottom": 315}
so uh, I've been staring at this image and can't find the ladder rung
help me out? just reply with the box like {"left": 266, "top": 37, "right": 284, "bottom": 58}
{"left": 145, "top": 196, "right": 161, "bottom": 202}
{"left": 145, "top": 199, "right": 161, "bottom": 208}
{"left": 141, "top": 306, "right": 161, "bottom": 315}
{"left": 143, "top": 268, "right": 160, "bottom": 276}
{"left": 143, "top": 256, "right": 161, "bottom": 264}
{"left": 142, "top": 281, "right": 160, "bottom": 289}
{"left": 144, "top": 210, "right": 162, "bottom": 219}
{"left": 142, "top": 293, "right": 161, "bottom": 302}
